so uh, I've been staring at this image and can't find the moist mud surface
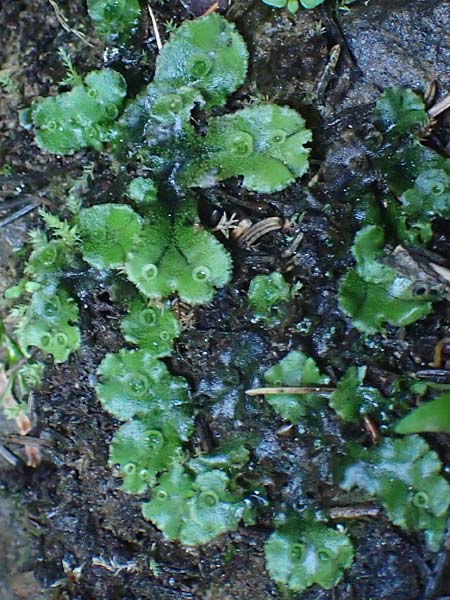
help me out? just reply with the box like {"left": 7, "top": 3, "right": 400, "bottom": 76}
{"left": 1, "top": 1, "right": 450, "bottom": 599}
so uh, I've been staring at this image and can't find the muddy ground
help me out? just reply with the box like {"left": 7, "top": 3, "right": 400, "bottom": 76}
{"left": 1, "top": 0, "right": 450, "bottom": 599}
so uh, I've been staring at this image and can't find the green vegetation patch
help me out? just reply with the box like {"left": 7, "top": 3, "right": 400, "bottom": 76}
{"left": 142, "top": 462, "right": 248, "bottom": 546}
{"left": 262, "top": 0, "right": 325, "bottom": 12}
{"left": 154, "top": 13, "right": 248, "bottom": 109}
{"left": 264, "top": 516, "right": 354, "bottom": 592}
{"left": 263, "top": 350, "right": 330, "bottom": 422}
{"left": 248, "top": 272, "right": 297, "bottom": 325}
{"left": 23, "top": 69, "right": 127, "bottom": 155}
{"left": 110, "top": 413, "right": 192, "bottom": 494}
{"left": 374, "top": 87, "right": 429, "bottom": 138}
{"left": 121, "top": 297, "right": 180, "bottom": 357}
{"left": 396, "top": 393, "right": 450, "bottom": 434}
{"left": 79, "top": 203, "right": 142, "bottom": 270}
{"left": 338, "top": 225, "right": 433, "bottom": 333}
{"left": 341, "top": 435, "right": 450, "bottom": 550}
{"left": 330, "top": 365, "right": 386, "bottom": 422}
{"left": 14, "top": 286, "right": 80, "bottom": 364}
{"left": 124, "top": 207, "right": 232, "bottom": 304}
{"left": 185, "top": 104, "right": 311, "bottom": 193}
{"left": 96, "top": 349, "right": 190, "bottom": 420}
{"left": 12, "top": 7, "right": 450, "bottom": 593}
{"left": 87, "top": 0, "right": 141, "bottom": 43}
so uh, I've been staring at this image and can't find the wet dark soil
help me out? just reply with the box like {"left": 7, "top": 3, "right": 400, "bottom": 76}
{"left": 1, "top": 0, "right": 450, "bottom": 599}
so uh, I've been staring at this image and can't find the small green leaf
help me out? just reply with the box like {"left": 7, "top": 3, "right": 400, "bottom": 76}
{"left": 121, "top": 297, "right": 180, "bottom": 357}
{"left": 125, "top": 207, "right": 232, "bottom": 304}
{"left": 186, "top": 104, "right": 311, "bottom": 193}
{"left": 17, "top": 320, "right": 80, "bottom": 364}
{"left": 341, "top": 435, "right": 450, "bottom": 550}
{"left": 247, "top": 272, "right": 294, "bottom": 326}
{"left": 264, "top": 350, "right": 330, "bottom": 422}
{"left": 142, "top": 465, "right": 246, "bottom": 545}
{"left": 338, "top": 225, "right": 433, "bottom": 333}
{"left": 338, "top": 269, "right": 432, "bottom": 334}
{"left": 264, "top": 517, "right": 354, "bottom": 592}
{"left": 300, "top": 0, "right": 324, "bottom": 7}
{"left": 400, "top": 168, "right": 450, "bottom": 223}
{"left": 181, "top": 470, "right": 246, "bottom": 546}
{"left": 330, "top": 366, "right": 385, "bottom": 422}
{"left": 142, "top": 462, "right": 194, "bottom": 541}
{"left": 189, "top": 442, "right": 250, "bottom": 474}
{"left": 127, "top": 177, "right": 158, "bottom": 208}
{"left": 262, "top": 0, "right": 287, "bottom": 7}
{"left": 25, "top": 240, "right": 66, "bottom": 281}
{"left": 29, "top": 69, "right": 126, "bottom": 155}
{"left": 352, "top": 226, "right": 395, "bottom": 284}
{"left": 78, "top": 204, "right": 142, "bottom": 270}
{"left": 154, "top": 14, "right": 248, "bottom": 109}
{"left": 395, "top": 394, "right": 450, "bottom": 433}
{"left": 262, "top": 0, "right": 325, "bottom": 9}
{"left": 113, "top": 82, "right": 202, "bottom": 159}
{"left": 15, "top": 286, "right": 80, "bottom": 363}
{"left": 87, "top": 0, "right": 141, "bottom": 43}
{"left": 96, "top": 349, "right": 190, "bottom": 421}
{"left": 110, "top": 414, "right": 190, "bottom": 494}
{"left": 374, "top": 88, "right": 429, "bottom": 138}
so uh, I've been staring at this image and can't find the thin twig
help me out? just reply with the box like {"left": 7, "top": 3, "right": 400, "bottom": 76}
{"left": 4, "top": 435, "right": 53, "bottom": 448}
{"left": 5, "top": 357, "right": 29, "bottom": 378}
{"left": 92, "top": 556, "right": 139, "bottom": 575}
{"left": 416, "top": 369, "right": 450, "bottom": 384}
{"left": 431, "top": 337, "right": 450, "bottom": 368}
{"left": 237, "top": 217, "right": 282, "bottom": 247}
{"left": 0, "top": 203, "right": 39, "bottom": 228}
{"left": 282, "top": 231, "right": 304, "bottom": 258}
{"left": 148, "top": 4, "right": 162, "bottom": 51}
{"left": 0, "top": 197, "right": 35, "bottom": 211}
{"left": 0, "top": 444, "right": 21, "bottom": 466}
{"left": 47, "top": 0, "right": 94, "bottom": 48}
{"left": 424, "top": 80, "right": 438, "bottom": 109}
{"left": 245, "top": 386, "right": 336, "bottom": 396}
{"left": 363, "top": 414, "right": 380, "bottom": 444}
{"left": 430, "top": 261, "right": 450, "bottom": 283}
{"left": 428, "top": 93, "right": 450, "bottom": 118}
{"left": 316, "top": 44, "right": 341, "bottom": 99}
{"left": 202, "top": 2, "right": 219, "bottom": 16}
{"left": 328, "top": 505, "right": 381, "bottom": 519}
